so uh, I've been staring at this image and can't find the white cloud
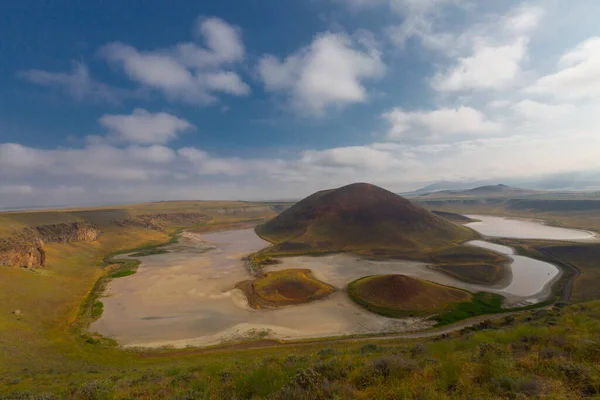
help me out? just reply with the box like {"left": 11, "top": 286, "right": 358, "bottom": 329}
{"left": 527, "top": 37, "right": 600, "bottom": 100}
{"left": 300, "top": 146, "right": 400, "bottom": 170}
{"left": 431, "top": 39, "right": 528, "bottom": 91}
{"left": 0, "top": 143, "right": 54, "bottom": 171}
{"left": 17, "top": 62, "right": 132, "bottom": 103}
{"left": 128, "top": 145, "right": 177, "bottom": 163}
{"left": 100, "top": 17, "right": 249, "bottom": 104}
{"left": 98, "top": 109, "right": 193, "bottom": 144}
{"left": 513, "top": 100, "right": 576, "bottom": 120}
{"left": 258, "top": 32, "right": 385, "bottom": 114}
{"left": 195, "top": 17, "right": 244, "bottom": 63}
{"left": 384, "top": 106, "right": 502, "bottom": 141}
{"left": 385, "top": 0, "right": 462, "bottom": 47}
{"left": 388, "top": 4, "right": 544, "bottom": 92}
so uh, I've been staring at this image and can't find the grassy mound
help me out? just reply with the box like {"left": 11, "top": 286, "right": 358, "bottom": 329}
{"left": 431, "top": 263, "right": 506, "bottom": 285}
{"left": 348, "top": 274, "right": 471, "bottom": 317}
{"left": 236, "top": 269, "right": 335, "bottom": 308}
{"left": 255, "top": 183, "right": 478, "bottom": 258}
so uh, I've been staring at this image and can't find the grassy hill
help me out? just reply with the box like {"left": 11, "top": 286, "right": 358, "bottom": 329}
{"left": 348, "top": 274, "right": 472, "bottom": 317}
{"left": 236, "top": 269, "right": 335, "bottom": 308}
{"left": 255, "top": 183, "right": 478, "bottom": 259}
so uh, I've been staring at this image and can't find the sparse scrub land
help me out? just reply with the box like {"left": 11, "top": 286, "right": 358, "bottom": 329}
{"left": 2, "top": 302, "right": 600, "bottom": 398}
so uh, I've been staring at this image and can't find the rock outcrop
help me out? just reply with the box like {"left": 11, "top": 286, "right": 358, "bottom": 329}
{"left": 35, "top": 222, "right": 100, "bottom": 243}
{"left": 0, "top": 223, "right": 100, "bottom": 268}
{"left": 115, "top": 213, "right": 210, "bottom": 231}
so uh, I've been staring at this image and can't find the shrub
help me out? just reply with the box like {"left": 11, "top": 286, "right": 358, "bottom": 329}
{"left": 359, "top": 343, "right": 378, "bottom": 354}
{"left": 283, "top": 354, "right": 307, "bottom": 366}
{"left": 539, "top": 347, "right": 565, "bottom": 360}
{"left": 371, "top": 356, "right": 417, "bottom": 379}
{"left": 410, "top": 344, "right": 426, "bottom": 358}
{"left": 314, "top": 358, "right": 353, "bottom": 381}
{"left": 558, "top": 362, "right": 591, "bottom": 383}
{"left": 317, "top": 347, "right": 336, "bottom": 359}
{"left": 291, "top": 368, "right": 321, "bottom": 390}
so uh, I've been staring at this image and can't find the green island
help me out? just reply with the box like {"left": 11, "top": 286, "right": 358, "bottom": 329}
{"left": 236, "top": 269, "right": 336, "bottom": 308}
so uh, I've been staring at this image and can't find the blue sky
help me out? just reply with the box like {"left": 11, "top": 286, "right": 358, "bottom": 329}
{"left": 1, "top": 0, "right": 600, "bottom": 207}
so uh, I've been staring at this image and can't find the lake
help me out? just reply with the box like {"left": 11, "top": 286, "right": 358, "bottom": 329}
{"left": 90, "top": 215, "right": 593, "bottom": 347}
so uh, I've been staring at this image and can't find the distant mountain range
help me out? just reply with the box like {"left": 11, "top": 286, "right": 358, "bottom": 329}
{"left": 403, "top": 183, "right": 542, "bottom": 199}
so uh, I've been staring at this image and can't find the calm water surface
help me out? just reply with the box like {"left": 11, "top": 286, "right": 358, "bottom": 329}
{"left": 466, "top": 215, "right": 595, "bottom": 240}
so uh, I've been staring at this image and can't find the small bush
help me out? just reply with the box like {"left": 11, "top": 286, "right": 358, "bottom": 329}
{"left": 410, "top": 344, "right": 426, "bottom": 358}
{"left": 359, "top": 343, "right": 378, "bottom": 354}
{"left": 518, "top": 378, "right": 544, "bottom": 397}
{"left": 558, "top": 362, "right": 591, "bottom": 383}
{"left": 371, "top": 356, "right": 417, "bottom": 379}
{"left": 539, "top": 347, "right": 565, "bottom": 360}
{"left": 317, "top": 347, "right": 336, "bottom": 359}
{"left": 314, "top": 357, "right": 353, "bottom": 381}
{"left": 283, "top": 354, "right": 307, "bottom": 366}
{"left": 291, "top": 368, "right": 321, "bottom": 390}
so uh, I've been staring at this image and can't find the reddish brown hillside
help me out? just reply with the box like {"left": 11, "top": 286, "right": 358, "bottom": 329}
{"left": 256, "top": 183, "right": 477, "bottom": 255}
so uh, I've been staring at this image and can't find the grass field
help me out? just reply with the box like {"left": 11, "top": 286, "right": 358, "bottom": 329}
{"left": 347, "top": 275, "right": 472, "bottom": 318}
{"left": 237, "top": 269, "right": 335, "bottom": 308}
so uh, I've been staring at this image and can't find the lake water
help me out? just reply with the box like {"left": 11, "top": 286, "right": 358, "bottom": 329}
{"left": 90, "top": 230, "right": 430, "bottom": 348}
{"left": 466, "top": 215, "right": 595, "bottom": 240}
{"left": 90, "top": 215, "right": 593, "bottom": 347}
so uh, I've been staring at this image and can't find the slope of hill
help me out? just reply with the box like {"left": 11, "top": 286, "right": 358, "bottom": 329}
{"left": 255, "top": 183, "right": 478, "bottom": 258}
{"left": 348, "top": 274, "right": 471, "bottom": 317}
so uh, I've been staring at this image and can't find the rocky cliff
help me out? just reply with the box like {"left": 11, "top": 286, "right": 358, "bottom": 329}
{"left": 115, "top": 213, "right": 210, "bottom": 230}
{"left": 0, "top": 223, "right": 100, "bottom": 268}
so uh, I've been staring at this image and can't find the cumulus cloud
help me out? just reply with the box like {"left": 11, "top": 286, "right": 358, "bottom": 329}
{"left": 98, "top": 109, "right": 194, "bottom": 144}
{"left": 384, "top": 106, "right": 502, "bottom": 141}
{"left": 17, "top": 62, "right": 133, "bottom": 103}
{"left": 258, "top": 32, "right": 385, "bottom": 114}
{"left": 100, "top": 17, "right": 250, "bottom": 104}
{"left": 300, "top": 146, "right": 401, "bottom": 170}
{"left": 526, "top": 37, "right": 600, "bottom": 100}
{"left": 430, "top": 6, "right": 544, "bottom": 91}
{"left": 432, "top": 39, "right": 528, "bottom": 91}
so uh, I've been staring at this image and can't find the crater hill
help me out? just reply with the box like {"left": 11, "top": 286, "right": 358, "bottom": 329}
{"left": 348, "top": 274, "right": 471, "bottom": 317}
{"left": 255, "top": 183, "right": 479, "bottom": 260}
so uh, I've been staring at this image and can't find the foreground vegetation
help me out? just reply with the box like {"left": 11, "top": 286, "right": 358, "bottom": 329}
{"left": 3, "top": 302, "right": 600, "bottom": 399}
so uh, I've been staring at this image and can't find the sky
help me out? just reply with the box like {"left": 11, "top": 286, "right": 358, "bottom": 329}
{"left": 1, "top": 0, "right": 600, "bottom": 207}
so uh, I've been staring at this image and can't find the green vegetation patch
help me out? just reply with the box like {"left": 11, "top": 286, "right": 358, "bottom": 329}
{"left": 109, "top": 269, "right": 137, "bottom": 278}
{"left": 433, "top": 292, "right": 505, "bottom": 326}
{"left": 91, "top": 301, "right": 104, "bottom": 319}
{"left": 348, "top": 275, "right": 472, "bottom": 318}
{"left": 129, "top": 248, "right": 169, "bottom": 257}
